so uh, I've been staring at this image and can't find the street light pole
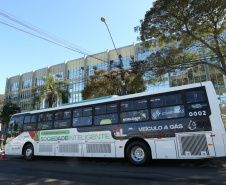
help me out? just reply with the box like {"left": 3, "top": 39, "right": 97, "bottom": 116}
{"left": 101, "top": 17, "right": 126, "bottom": 95}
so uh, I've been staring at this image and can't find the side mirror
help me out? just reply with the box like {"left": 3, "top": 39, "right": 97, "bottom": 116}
{"left": 9, "top": 120, "right": 18, "bottom": 132}
{"left": 8, "top": 120, "right": 15, "bottom": 131}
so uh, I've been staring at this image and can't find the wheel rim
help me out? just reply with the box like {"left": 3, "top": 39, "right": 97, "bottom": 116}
{"left": 131, "top": 146, "right": 145, "bottom": 162}
{"left": 26, "top": 148, "right": 32, "bottom": 157}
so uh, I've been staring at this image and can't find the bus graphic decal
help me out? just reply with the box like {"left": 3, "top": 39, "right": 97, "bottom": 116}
{"left": 29, "top": 131, "right": 39, "bottom": 139}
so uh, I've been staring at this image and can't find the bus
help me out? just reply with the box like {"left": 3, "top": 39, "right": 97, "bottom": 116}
{"left": 5, "top": 81, "right": 226, "bottom": 166}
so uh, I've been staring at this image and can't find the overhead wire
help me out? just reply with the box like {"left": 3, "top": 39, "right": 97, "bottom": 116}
{"left": 0, "top": 20, "right": 91, "bottom": 56}
{"left": 0, "top": 9, "right": 108, "bottom": 62}
{"left": 0, "top": 9, "right": 93, "bottom": 55}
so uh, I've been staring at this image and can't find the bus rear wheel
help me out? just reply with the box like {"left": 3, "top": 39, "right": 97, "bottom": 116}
{"left": 126, "top": 141, "right": 150, "bottom": 166}
{"left": 24, "top": 144, "right": 34, "bottom": 161}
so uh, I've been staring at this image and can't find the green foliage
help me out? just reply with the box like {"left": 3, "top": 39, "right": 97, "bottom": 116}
{"left": 32, "top": 73, "right": 70, "bottom": 109}
{"left": 135, "top": 0, "right": 226, "bottom": 78}
{"left": 82, "top": 69, "right": 146, "bottom": 100}
{"left": 0, "top": 102, "right": 20, "bottom": 126}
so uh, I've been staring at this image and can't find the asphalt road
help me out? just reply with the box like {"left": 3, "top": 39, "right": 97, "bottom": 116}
{"left": 0, "top": 154, "right": 226, "bottom": 185}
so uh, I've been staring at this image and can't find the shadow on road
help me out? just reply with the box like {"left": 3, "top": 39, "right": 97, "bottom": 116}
{"left": 5, "top": 154, "right": 226, "bottom": 168}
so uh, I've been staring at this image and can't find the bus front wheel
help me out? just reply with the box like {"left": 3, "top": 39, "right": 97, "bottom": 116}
{"left": 24, "top": 144, "right": 34, "bottom": 161}
{"left": 126, "top": 141, "right": 150, "bottom": 166}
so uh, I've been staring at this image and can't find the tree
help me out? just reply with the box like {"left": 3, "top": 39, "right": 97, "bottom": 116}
{"left": 32, "top": 73, "right": 70, "bottom": 109}
{"left": 82, "top": 68, "right": 146, "bottom": 100}
{"left": 0, "top": 102, "right": 20, "bottom": 133}
{"left": 135, "top": 0, "right": 226, "bottom": 77}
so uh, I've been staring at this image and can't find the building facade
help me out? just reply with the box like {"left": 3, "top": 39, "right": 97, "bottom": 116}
{"left": 4, "top": 42, "right": 226, "bottom": 115}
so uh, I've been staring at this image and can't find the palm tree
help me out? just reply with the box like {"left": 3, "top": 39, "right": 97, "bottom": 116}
{"left": 32, "top": 73, "right": 70, "bottom": 109}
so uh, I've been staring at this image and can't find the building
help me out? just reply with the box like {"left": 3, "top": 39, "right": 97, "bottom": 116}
{"left": 4, "top": 42, "right": 226, "bottom": 115}
{"left": 0, "top": 94, "right": 4, "bottom": 133}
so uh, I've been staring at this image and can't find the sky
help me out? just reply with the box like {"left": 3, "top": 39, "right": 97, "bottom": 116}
{"left": 0, "top": 0, "right": 154, "bottom": 94}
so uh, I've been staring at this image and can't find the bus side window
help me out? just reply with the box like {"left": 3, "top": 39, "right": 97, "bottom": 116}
{"left": 107, "top": 103, "right": 117, "bottom": 113}
{"left": 31, "top": 115, "right": 37, "bottom": 123}
{"left": 64, "top": 110, "right": 71, "bottom": 119}
{"left": 38, "top": 114, "right": 46, "bottom": 122}
{"left": 185, "top": 90, "right": 206, "bottom": 103}
{"left": 46, "top": 113, "right": 53, "bottom": 121}
{"left": 19, "top": 115, "right": 24, "bottom": 132}
{"left": 94, "top": 103, "right": 118, "bottom": 125}
{"left": 95, "top": 113, "right": 118, "bottom": 125}
{"left": 53, "top": 110, "right": 71, "bottom": 129}
{"left": 121, "top": 110, "right": 149, "bottom": 123}
{"left": 38, "top": 113, "right": 53, "bottom": 130}
{"left": 150, "top": 94, "right": 183, "bottom": 108}
{"left": 72, "top": 107, "right": 92, "bottom": 127}
{"left": 54, "top": 111, "right": 62, "bottom": 120}
{"left": 133, "top": 99, "right": 147, "bottom": 110}
{"left": 23, "top": 115, "right": 37, "bottom": 131}
{"left": 150, "top": 94, "right": 185, "bottom": 120}
{"left": 120, "top": 99, "right": 149, "bottom": 124}
{"left": 24, "top": 115, "right": 31, "bottom": 123}
{"left": 95, "top": 105, "right": 106, "bottom": 115}
{"left": 83, "top": 107, "right": 92, "bottom": 117}
{"left": 9, "top": 115, "right": 24, "bottom": 133}
{"left": 121, "top": 100, "right": 133, "bottom": 112}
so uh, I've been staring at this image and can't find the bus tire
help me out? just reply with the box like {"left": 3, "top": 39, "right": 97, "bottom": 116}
{"left": 24, "top": 144, "right": 34, "bottom": 161}
{"left": 126, "top": 141, "right": 150, "bottom": 166}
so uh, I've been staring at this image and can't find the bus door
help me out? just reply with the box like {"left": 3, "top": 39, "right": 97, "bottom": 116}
{"left": 176, "top": 132, "right": 215, "bottom": 158}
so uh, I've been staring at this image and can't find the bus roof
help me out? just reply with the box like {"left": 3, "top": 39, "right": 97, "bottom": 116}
{"left": 61, "top": 95, "right": 118, "bottom": 106}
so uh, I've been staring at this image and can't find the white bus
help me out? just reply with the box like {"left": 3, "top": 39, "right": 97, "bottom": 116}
{"left": 5, "top": 81, "right": 226, "bottom": 165}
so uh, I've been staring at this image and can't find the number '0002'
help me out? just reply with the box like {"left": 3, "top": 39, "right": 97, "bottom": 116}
{"left": 189, "top": 111, "right": 206, "bottom": 116}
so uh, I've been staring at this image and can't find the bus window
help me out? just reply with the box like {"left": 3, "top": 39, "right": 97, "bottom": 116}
{"left": 94, "top": 103, "right": 119, "bottom": 125}
{"left": 64, "top": 110, "right": 71, "bottom": 119}
{"left": 37, "top": 113, "right": 53, "bottom": 130}
{"left": 150, "top": 94, "right": 185, "bottom": 120}
{"left": 9, "top": 115, "right": 24, "bottom": 133}
{"left": 46, "top": 113, "right": 53, "bottom": 121}
{"left": 107, "top": 103, "right": 117, "bottom": 113}
{"left": 73, "top": 116, "right": 92, "bottom": 127}
{"left": 54, "top": 111, "right": 63, "bottom": 120}
{"left": 95, "top": 105, "right": 106, "bottom": 115}
{"left": 73, "top": 108, "right": 82, "bottom": 117}
{"left": 95, "top": 113, "right": 118, "bottom": 125}
{"left": 165, "top": 94, "right": 183, "bottom": 106}
{"left": 53, "top": 110, "right": 71, "bottom": 129}
{"left": 121, "top": 100, "right": 133, "bottom": 112}
{"left": 134, "top": 99, "right": 147, "bottom": 110}
{"left": 31, "top": 115, "right": 37, "bottom": 123}
{"left": 150, "top": 96, "right": 165, "bottom": 108}
{"left": 121, "top": 110, "right": 149, "bottom": 123}
{"left": 185, "top": 90, "right": 206, "bottom": 103}
{"left": 83, "top": 107, "right": 92, "bottom": 117}
{"left": 23, "top": 115, "right": 37, "bottom": 131}
{"left": 38, "top": 114, "right": 46, "bottom": 122}
{"left": 120, "top": 98, "right": 149, "bottom": 123}
{"left": 72, "top": 107, "right": 92, "bottom": 127}
{"left": 150, "top": 94, "right": 183, "bottom": 108}
{"left": 24, "top": 115, "right": 31, "bottom": 123}
{"left": 151, "top": 105, "right": 185, "bottom": 120}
